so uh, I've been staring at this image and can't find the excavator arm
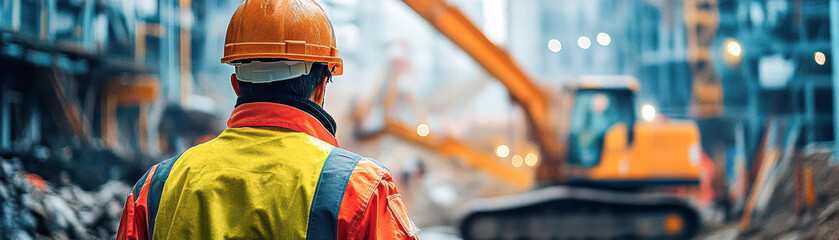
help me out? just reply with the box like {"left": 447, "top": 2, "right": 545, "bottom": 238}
{"left": 400, "top": 0, "right": 565, "bottom": 183}
{"left": 382, "top": 120, "right": 533, "bottom": 189}
{"left": 351, "top": 45, "right": 532, "bottom": 190}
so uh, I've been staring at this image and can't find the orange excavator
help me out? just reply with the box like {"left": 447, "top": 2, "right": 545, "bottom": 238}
{"left": 355, "top": 0, "right": 706, "bottom": 238}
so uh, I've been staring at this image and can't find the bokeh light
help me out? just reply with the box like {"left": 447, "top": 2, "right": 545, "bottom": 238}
{"left": 496, "top": 144, "right": 510, "bottom": 158}
{"left": 416, "top": 123, "right": 430, "bottom": 137}
{"left": 578, "top": 36, "right": 592, "bottom": 49}
{"left": 642, "top": 104, "right": 656, "bottom": 121}
{"left": 596, "top": 32, "right": 611, "bottom": 46}
{"left": 511, "top": 155, "right": 523, "bottom": 168}
{"left": 726, "top": 40, "right": 742, "bottom": 57}
{"left": 815, "top": 51, "right": 826, "bottom": 65}
{"left": 525, "top": 153, "right": 538, "bottom": 166}
{"left": 548, "top": 39, "right": 562, "bottom": 52}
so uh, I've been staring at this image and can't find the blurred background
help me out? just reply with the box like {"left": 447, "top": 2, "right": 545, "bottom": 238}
{"left": 1, "top": 0, "right": 839, "bottom": 239}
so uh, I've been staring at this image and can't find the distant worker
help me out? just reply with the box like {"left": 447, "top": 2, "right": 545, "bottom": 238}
{"left": 116, "top": 0, "right": 419, "bottom": 239}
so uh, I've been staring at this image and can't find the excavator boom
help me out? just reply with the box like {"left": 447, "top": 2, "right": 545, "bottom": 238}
{"left": 350, "top": 44, "right": 533, "bottom": 190}
{"left": 401, "top": 0, "right": 565, "bottom": 183}
{"left": 383, "top": 120, "right": 533, "bottom": 189}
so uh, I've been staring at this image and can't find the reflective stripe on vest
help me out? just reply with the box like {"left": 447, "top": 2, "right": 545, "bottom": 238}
{"left": 145, "top": 154, "right": 182, "bottom": 238}
{"left": 307, "top": 148, "right": 363, "bottom": 239}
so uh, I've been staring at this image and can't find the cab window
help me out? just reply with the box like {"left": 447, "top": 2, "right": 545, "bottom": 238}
{"left": 567, "top": 89, "right": 634, "bottom": 167}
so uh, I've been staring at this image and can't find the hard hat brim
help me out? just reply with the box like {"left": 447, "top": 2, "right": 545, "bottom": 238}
{"left": 222, "top": 41, "right": 343, "bottom": 76}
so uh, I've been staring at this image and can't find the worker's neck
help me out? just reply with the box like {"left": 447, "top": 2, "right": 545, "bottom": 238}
{"left": 235, "top": 94, "right": 336, "bottom": 135}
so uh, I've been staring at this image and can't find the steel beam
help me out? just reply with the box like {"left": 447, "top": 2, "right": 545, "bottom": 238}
{"left": 162, "top": 0, "right": 180, "bottom": 104}
{"left": 27, "top": 90, "right": 41, "bottom": 147}
{"left": 40, "top": 0, "right": 56, "bottom": 41}
{"left": 80, "top": 0, "right": 94, "bottom": 52}
{"left": 1, "top": 77, "right": 10, "bottom": 152}
{"left": 805, "top": 81, "right": 815, "bottom": 144}
{"left": 12, "top": 0, "right": 21, "bottom": 31}
{"left": 179, "top": 0, "right": 192, "bottom": 106}
{"left": 684, "top": 0, "right": 722, "bottom": 118}
{"left": 831, "top": 0, "right": 839, "bottom": 165}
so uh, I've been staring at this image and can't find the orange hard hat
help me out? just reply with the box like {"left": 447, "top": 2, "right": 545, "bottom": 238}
{"left": 222, "top": 0, "right": 343, "bottom": 76}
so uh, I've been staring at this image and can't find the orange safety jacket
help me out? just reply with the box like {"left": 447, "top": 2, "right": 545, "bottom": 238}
{"left": 116, "top": 97, "right": 419, "bottom": 239}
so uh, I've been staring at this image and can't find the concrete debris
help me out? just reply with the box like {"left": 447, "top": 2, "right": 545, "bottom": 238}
{"left": 698, "top": 152, "right": 839, "bottom": 239}
{"left": 816, "top": 201, "right": 838, "bottom": 224}
{"left": 700, "top": 225, "right": 738, "bottom": 240}
{"left": 0, "top": 157, "right": 131, "bottom": 240}
{"left": 777, "top": 231, "right": 801, "bottom": 240}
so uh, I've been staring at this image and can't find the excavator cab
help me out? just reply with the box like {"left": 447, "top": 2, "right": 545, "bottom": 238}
{"left": 563, "top": 82, "right": 702, "bottom": 189}
{"left": 458, "top": 85, "right": 703, "bottom": 239}
{"left": 567, "top": 88, "right": 636, "bottom": 168}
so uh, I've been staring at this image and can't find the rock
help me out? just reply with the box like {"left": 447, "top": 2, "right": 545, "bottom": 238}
{"left": 45, "top": 194, "right": 88, "bottom": 238}
{"left": 1, "top": 160, "right": 15, "bottom": 179}
{"left": 777, "top": 231, "right": 801, "bottom": 240}
{"left": 0, "top": 157, "right": 132, "bottom": 240}
{"left": 0, "top": 183, "right": 9, "bottom": 200}
{"left": 700, "top": 225, "right": 738, "bottom": 240}
{"left": 9, "top": 229, "right": 34, "bottom": 240}
{"left": 19, "top": 211, "right": 38, "bottom": 232}
{"left": 816, "top": 201, "right": 838, "bottom": 224}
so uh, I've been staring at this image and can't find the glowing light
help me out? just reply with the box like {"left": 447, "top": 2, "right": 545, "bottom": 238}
{"left": 495, "top": 145, "right": 510, "bottom": 158}
{"left": 548, "top": 39, "right": 562, "bottom": 52}
{"left": 663, "top": 213, "right": 685, "bottom": 234}
{"left": 642, "top": 104, "right": 656, "bottom": 121}
{"left": 511, "top": 155, "right": 523, "bottom": 168}
{"left": 726, "top": 40, "right": 742, "bottom": 57}
{"left": 416, "top": 124, "right": 430, "bottom": 137}
{"left": 577, "top": 36, "right": 591, "bottom": 49}
{"left": 525, "top": 153, "right": 538, "bottom": 166}
{"left": 815, "top": 52, "right": 826, "bottom": 65}
{"left": 596, "top": 32, "right": 611, "bottom": 46}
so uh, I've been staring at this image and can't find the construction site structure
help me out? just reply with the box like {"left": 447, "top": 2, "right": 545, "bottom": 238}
{"left": 0, "top": 0, "right": 228, "bottom": 189}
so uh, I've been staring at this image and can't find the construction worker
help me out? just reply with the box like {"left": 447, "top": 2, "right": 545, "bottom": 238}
{"left": 115, "top": 0, "right": 419, "bottom": 239}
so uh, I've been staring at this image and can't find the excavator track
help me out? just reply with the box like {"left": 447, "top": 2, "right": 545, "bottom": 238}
{"left": 459, "top": 186, "right": 701, "bottom": 240}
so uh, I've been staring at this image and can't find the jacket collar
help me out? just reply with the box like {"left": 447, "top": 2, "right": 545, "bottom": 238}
{"left": 227, "top": 96, "right": 338, "bottom": 146}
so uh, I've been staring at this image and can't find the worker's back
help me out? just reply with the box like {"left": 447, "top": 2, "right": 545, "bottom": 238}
{"left": 152, "top": 126, "right": 337, "bottom": 239}
{"left": 118, "top": 102, "right": 420, "bottom": 240}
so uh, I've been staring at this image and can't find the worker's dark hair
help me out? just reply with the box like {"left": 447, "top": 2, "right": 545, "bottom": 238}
{"left": 236, "top": 62, "right": 332, "bottom": 100}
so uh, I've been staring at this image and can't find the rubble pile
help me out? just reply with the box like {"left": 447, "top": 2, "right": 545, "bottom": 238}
{"left": 700, "top": 151, "right": 839, "bottom": 239}
{"left": 0, "top": 157, "right": 131, "bottom": 240}
{"left": 742, "top": 152, "right": 839, "bottom": 239}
